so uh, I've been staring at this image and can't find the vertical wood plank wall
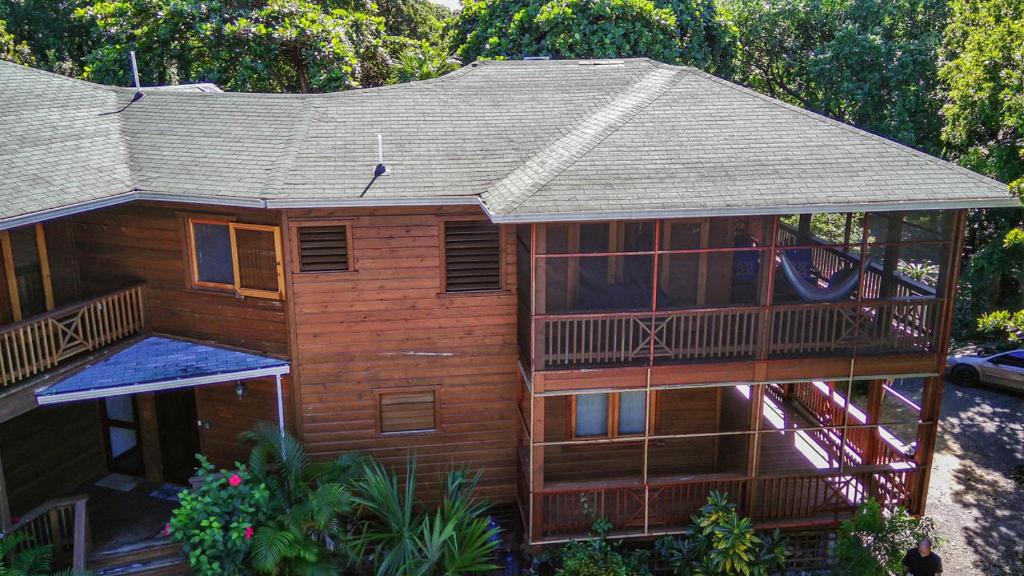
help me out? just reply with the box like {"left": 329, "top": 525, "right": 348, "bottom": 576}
{"left": 286, "top": 206, "right": 520, "bottom": 502}
{"left": 0, "top": 402, "right": 105, "bottom": 516}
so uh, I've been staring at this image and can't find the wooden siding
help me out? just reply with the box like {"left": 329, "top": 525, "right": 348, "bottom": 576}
{"left": 71, "top": 202, "right": 288, "bottom": 356}
{"left": 285, "top": 206, "right": 519, "bottom": 502}
{"left": 0, "top": 402, "right": 105, "bottom": 516}
{"left": 196, "top": 377, "right": 291, "bottom": 468}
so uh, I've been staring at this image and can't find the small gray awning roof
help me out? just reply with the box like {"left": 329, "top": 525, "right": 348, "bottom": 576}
{"left": 36, "top": 335, "right": 289, "bottom": 405}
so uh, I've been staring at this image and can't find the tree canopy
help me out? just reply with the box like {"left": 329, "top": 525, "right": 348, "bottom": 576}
{"left": 453, "top": 0, "right": 727, "bottom": 68}
{"left": 2, "top": 0, "right": 1024, "bottom": 343}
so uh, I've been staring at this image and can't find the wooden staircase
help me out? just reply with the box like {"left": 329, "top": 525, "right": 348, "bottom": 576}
{"left": 87, "top": 538, "right": 190, "bottom": 576}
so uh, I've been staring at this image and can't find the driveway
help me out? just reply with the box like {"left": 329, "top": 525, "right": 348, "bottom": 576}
{"left": 926, "top": 378, "right": 1024, "bottom": 575}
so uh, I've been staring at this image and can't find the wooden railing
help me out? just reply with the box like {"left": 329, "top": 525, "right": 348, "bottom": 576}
{"left": 6, "top": 495, "right": 88, "bottom": 571}
{"left": 778, "top": 382, "right": 911, "bottom": 467}
{"left": 776, "top": 224, "right": 935, "bottom": 300}
{"left": 537, "top": 298, "right": 938, "bottom": 369}
{"left": 534, "top": 469, "right": 915, "bottom": 539}
{"left": 0, "top": 285, "right": 146, "bottom": 387}
{"left": 540, "top": 308, "right": 761, "bottom": 368}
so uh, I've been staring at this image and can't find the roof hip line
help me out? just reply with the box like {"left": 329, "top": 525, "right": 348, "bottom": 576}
{"left": 479, "top": 67, "right": 688, "bottom": 214}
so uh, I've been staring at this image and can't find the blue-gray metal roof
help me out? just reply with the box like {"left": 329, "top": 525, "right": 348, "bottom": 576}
{"left": 36, "top": 335, "right": 289, "bottom": 404}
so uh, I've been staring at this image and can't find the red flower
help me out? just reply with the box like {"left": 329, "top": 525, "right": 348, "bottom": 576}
{"left": 244, "top": 526, "right": 254, "bottom": 540}
{"left": 161, "top": 523, "right": 171, "bottom": 537}
{"left": 228, "top": 474, "right": 242, "bottom": 487}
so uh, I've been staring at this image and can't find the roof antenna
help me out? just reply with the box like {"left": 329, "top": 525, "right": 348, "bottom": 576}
{"left": 373, "top": 134, "right": 389, "bottom": 177}
{"left": 130, "top": 50, "right": 141, "bottom": 91}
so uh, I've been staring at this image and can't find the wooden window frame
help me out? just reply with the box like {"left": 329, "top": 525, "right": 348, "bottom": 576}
{"left": 186, "top": 216, "right": 285, "bottom": 300}
{"left": 569, "top": 391, "right": 654, "bottom": 439}
{"left": 1, "top": 224, "right": 55, "bottom": 321}
{"left": 374, "top": 386, "right": 441, "bottom": 436}
{"left": 230, "top": 222, "right": 286, "bottom": 299}
{"left": 439, "top": 216, "right": 506, "bottom": 294}
{"left": 290, "top": 219, "right": 356, "bottom": 275}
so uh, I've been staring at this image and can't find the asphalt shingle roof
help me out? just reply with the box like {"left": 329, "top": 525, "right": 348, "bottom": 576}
{"left": 0, "top": 58, "right": 1015, "bottom": 227}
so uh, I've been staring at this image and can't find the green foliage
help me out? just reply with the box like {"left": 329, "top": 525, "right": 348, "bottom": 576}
{"left": 75, "top": 0, "right": 391, "bottom": 91}
{"left": 375, "top": 0, "right": 452, "bottom": 43}
{"left": 169, "top": 455, "right": 269, "bottom": 576}
{"left": 939, "top": 0, "right": 1024, "bottom": 195}
{"left": 836, "top": 499, "right": 940, "bottom": 576}
{"left": 551, "top": 519, "right": 651, "bottom": 576}
{"left": 241, "top": 421, "right": 366, "bottom": 575}
{"left": 719, "top": 0, "right": 948, "bottom": 152}
{"left": 390, "top": 40, "right": 460, "bottom": 83}
{"left": 0, "top": 0, "right": 96, "bottom": 74}
{"left": 451, "top": 0, "right": 729, "bottom": 69}
{"left": 453, "top": 0, "right": 682, "bottom": 63}
{"left": 654, "top": 491, "right": 787, "bottom": 576}
{"left": 0, "top": 531, "right": 91, "bottom": 576}
{"left": 353, "top": 457, "right": 500, "bottom": 576}
{"left": 0, "top": 18, "right": 34, "bottom": 65}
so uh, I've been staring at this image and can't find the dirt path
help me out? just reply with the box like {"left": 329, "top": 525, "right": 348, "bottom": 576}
{"left": 926, "top": 379, "right": 1024, "bottom": 575}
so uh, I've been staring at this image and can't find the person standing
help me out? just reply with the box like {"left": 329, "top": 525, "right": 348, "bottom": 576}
{"left": 902, "top": 538, "right": 942, "bottom": 576}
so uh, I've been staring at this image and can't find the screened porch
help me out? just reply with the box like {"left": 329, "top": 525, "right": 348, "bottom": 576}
{"left": 516, "top": 211, "right": 961, "bottom": 371}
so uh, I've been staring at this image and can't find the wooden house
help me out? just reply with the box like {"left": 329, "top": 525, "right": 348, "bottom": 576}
{"left": 0, "top": 58, "right": 1016, "bottom": 569}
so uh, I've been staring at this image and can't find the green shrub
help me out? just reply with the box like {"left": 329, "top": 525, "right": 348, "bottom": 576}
{"left": 836, "top": 499, "right": 940, "bottom": 576}
{"left": 242, "top": 422, "right": 366, "bottom": 575}
{"left": 552, "top": 518, "right": 651, "bottom": 576}
{"left": 655, "top": 491, "right": 787, "bottom": 576}
{"left": 169, "top": 455, "right": 269, "bottom": 576}
{"left": 0, "top": 530, "right": 90, "bottom": 576}
{"left": 354, "top": 458, "right": 500, "bottom": 576}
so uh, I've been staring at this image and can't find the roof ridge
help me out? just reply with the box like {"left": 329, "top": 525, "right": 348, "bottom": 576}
{"left": 480, "top": 67, "right": 688, "bottom": 214}
{"left": 264, "top": 99, "right": 317, "bottom": 195}
{"left": 684, "top": 68, "right": 1008, "bottom": 192}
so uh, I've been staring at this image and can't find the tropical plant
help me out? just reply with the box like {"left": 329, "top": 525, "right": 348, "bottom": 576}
{"left": 655, "top": 491, "right": 787, "bottom": 576}
{"left": 354, "top": 457, "right": 500, "bottom": 576}
{"left": 241, "top": 422, "right": 367, "bottom": 575}
{"left": 0, "top": 531, "right": 89, "bottom": 576}
{"left": 549, "top": 516, "right": 651, "bottom": 576}
{"left": 898, "top": 260, "right": 940, "bottom": 285}
{"left": 836, "top": 499, "right": 940, "bottom": 576}
{"left": 390, "top": 41, "right": 460, "bottom": 83}
{"left": 169, "top": 456, "right": 270, "bottom": 576}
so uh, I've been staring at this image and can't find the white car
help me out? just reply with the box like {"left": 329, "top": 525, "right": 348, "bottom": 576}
{"left": 947, "top": 349, "right": 1024, "bottom": 391}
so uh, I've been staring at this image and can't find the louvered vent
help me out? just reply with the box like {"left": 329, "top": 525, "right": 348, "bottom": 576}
{"left": 298, "top": 226, "right": 349, "bottom": 272}
{"left": 444, "top": 221, "right": 501, "bottom": 292}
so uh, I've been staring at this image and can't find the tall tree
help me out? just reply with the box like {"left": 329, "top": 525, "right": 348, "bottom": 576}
{"left": 75, "top": 0, "right": 393, "bottom": 91}
{"left": 939, "top": 0, "right": 1024, "bottom": 193}
{"left": 452, "top": 0, "right": 728, "bottom": 69}
{"left": 940, "top": 0, "right": 1024, "bottom": 342}
{"left": 0, "top": 0, "right": 96, "bottom": 75}
{"left": 719, "top": 0, "right": 948, "bottom": 152}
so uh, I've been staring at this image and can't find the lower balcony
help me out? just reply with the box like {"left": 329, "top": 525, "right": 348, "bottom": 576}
{"left": 0, "top": 284, "right": 146, "bottom": 389}
{"left": 521, "top": 379, "right": 927, "bottom": 543}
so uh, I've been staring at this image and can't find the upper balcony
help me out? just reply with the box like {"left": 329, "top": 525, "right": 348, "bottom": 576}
{"left": 0, "top": 285, "right": 146, "bottom": 389}
{"left": 516, "top": 211, "right": 961, "bottom": 374}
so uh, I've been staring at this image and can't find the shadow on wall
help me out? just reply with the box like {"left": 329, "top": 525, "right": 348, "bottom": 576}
{"left": 933, "top": 380, "right": 1024, "bottom": 575}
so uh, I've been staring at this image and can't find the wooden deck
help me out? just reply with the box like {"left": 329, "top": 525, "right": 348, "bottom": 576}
{"left": 526, "top": 384, "right": 919, "bottom": 541}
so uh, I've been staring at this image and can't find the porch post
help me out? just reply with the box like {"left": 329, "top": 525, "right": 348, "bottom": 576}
{"left": 275, "top": 373, "right": 286, "bottom": 438}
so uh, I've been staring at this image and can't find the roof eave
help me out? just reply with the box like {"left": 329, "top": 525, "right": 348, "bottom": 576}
{"left": 482, "top": 196, "right": 1022, "bottom": 224}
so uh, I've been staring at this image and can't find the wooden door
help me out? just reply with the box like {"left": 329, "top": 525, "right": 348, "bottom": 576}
{"left": 155, "top": 388, "right": 200, "bottom": 485}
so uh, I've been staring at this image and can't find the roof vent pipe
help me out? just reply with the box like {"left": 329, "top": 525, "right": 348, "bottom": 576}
{"left": 374, "top": 134, "right": 389, "bottom": 177}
